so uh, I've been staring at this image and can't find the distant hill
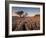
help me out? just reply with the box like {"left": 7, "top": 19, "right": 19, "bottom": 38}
{"left": 35, "top": 14, "right": 40, "bottom": 16}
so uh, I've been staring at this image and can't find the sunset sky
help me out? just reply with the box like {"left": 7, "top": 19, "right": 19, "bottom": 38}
{"left": 12, "top": 7, "right": 40, "bottom": 16}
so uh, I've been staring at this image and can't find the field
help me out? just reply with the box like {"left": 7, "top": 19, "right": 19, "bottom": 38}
{"left": 12, "top": 15, "right": 40, "bottom": 31}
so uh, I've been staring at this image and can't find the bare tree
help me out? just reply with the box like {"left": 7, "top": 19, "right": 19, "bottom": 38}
{"left": 24, "top": 13, "right": 28, "bottom": 17}
{"left": 23, "top": 13, "right": 28, "bottom": 18}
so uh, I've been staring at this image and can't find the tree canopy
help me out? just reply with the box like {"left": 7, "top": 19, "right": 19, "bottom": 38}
{"left": 16, "top": 11, "right": 24, "bottom": 15}
{"left": 16, "top": 11, "right": 24, "bottom": 17}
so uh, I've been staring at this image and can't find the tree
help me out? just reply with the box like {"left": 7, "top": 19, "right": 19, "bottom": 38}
{"left": 23, "top": 13, "right": 28, "bottom": 18}
{"left": 25, "top": 13, "right": 28, "bottom": 16}
{"left": 16, "top": 11, "right": 24, "bottom": 17}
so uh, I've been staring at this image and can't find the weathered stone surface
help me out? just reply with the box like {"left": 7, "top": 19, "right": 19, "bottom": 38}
{"left": 12, "top": 15, "right": 40, "bottom": 31}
